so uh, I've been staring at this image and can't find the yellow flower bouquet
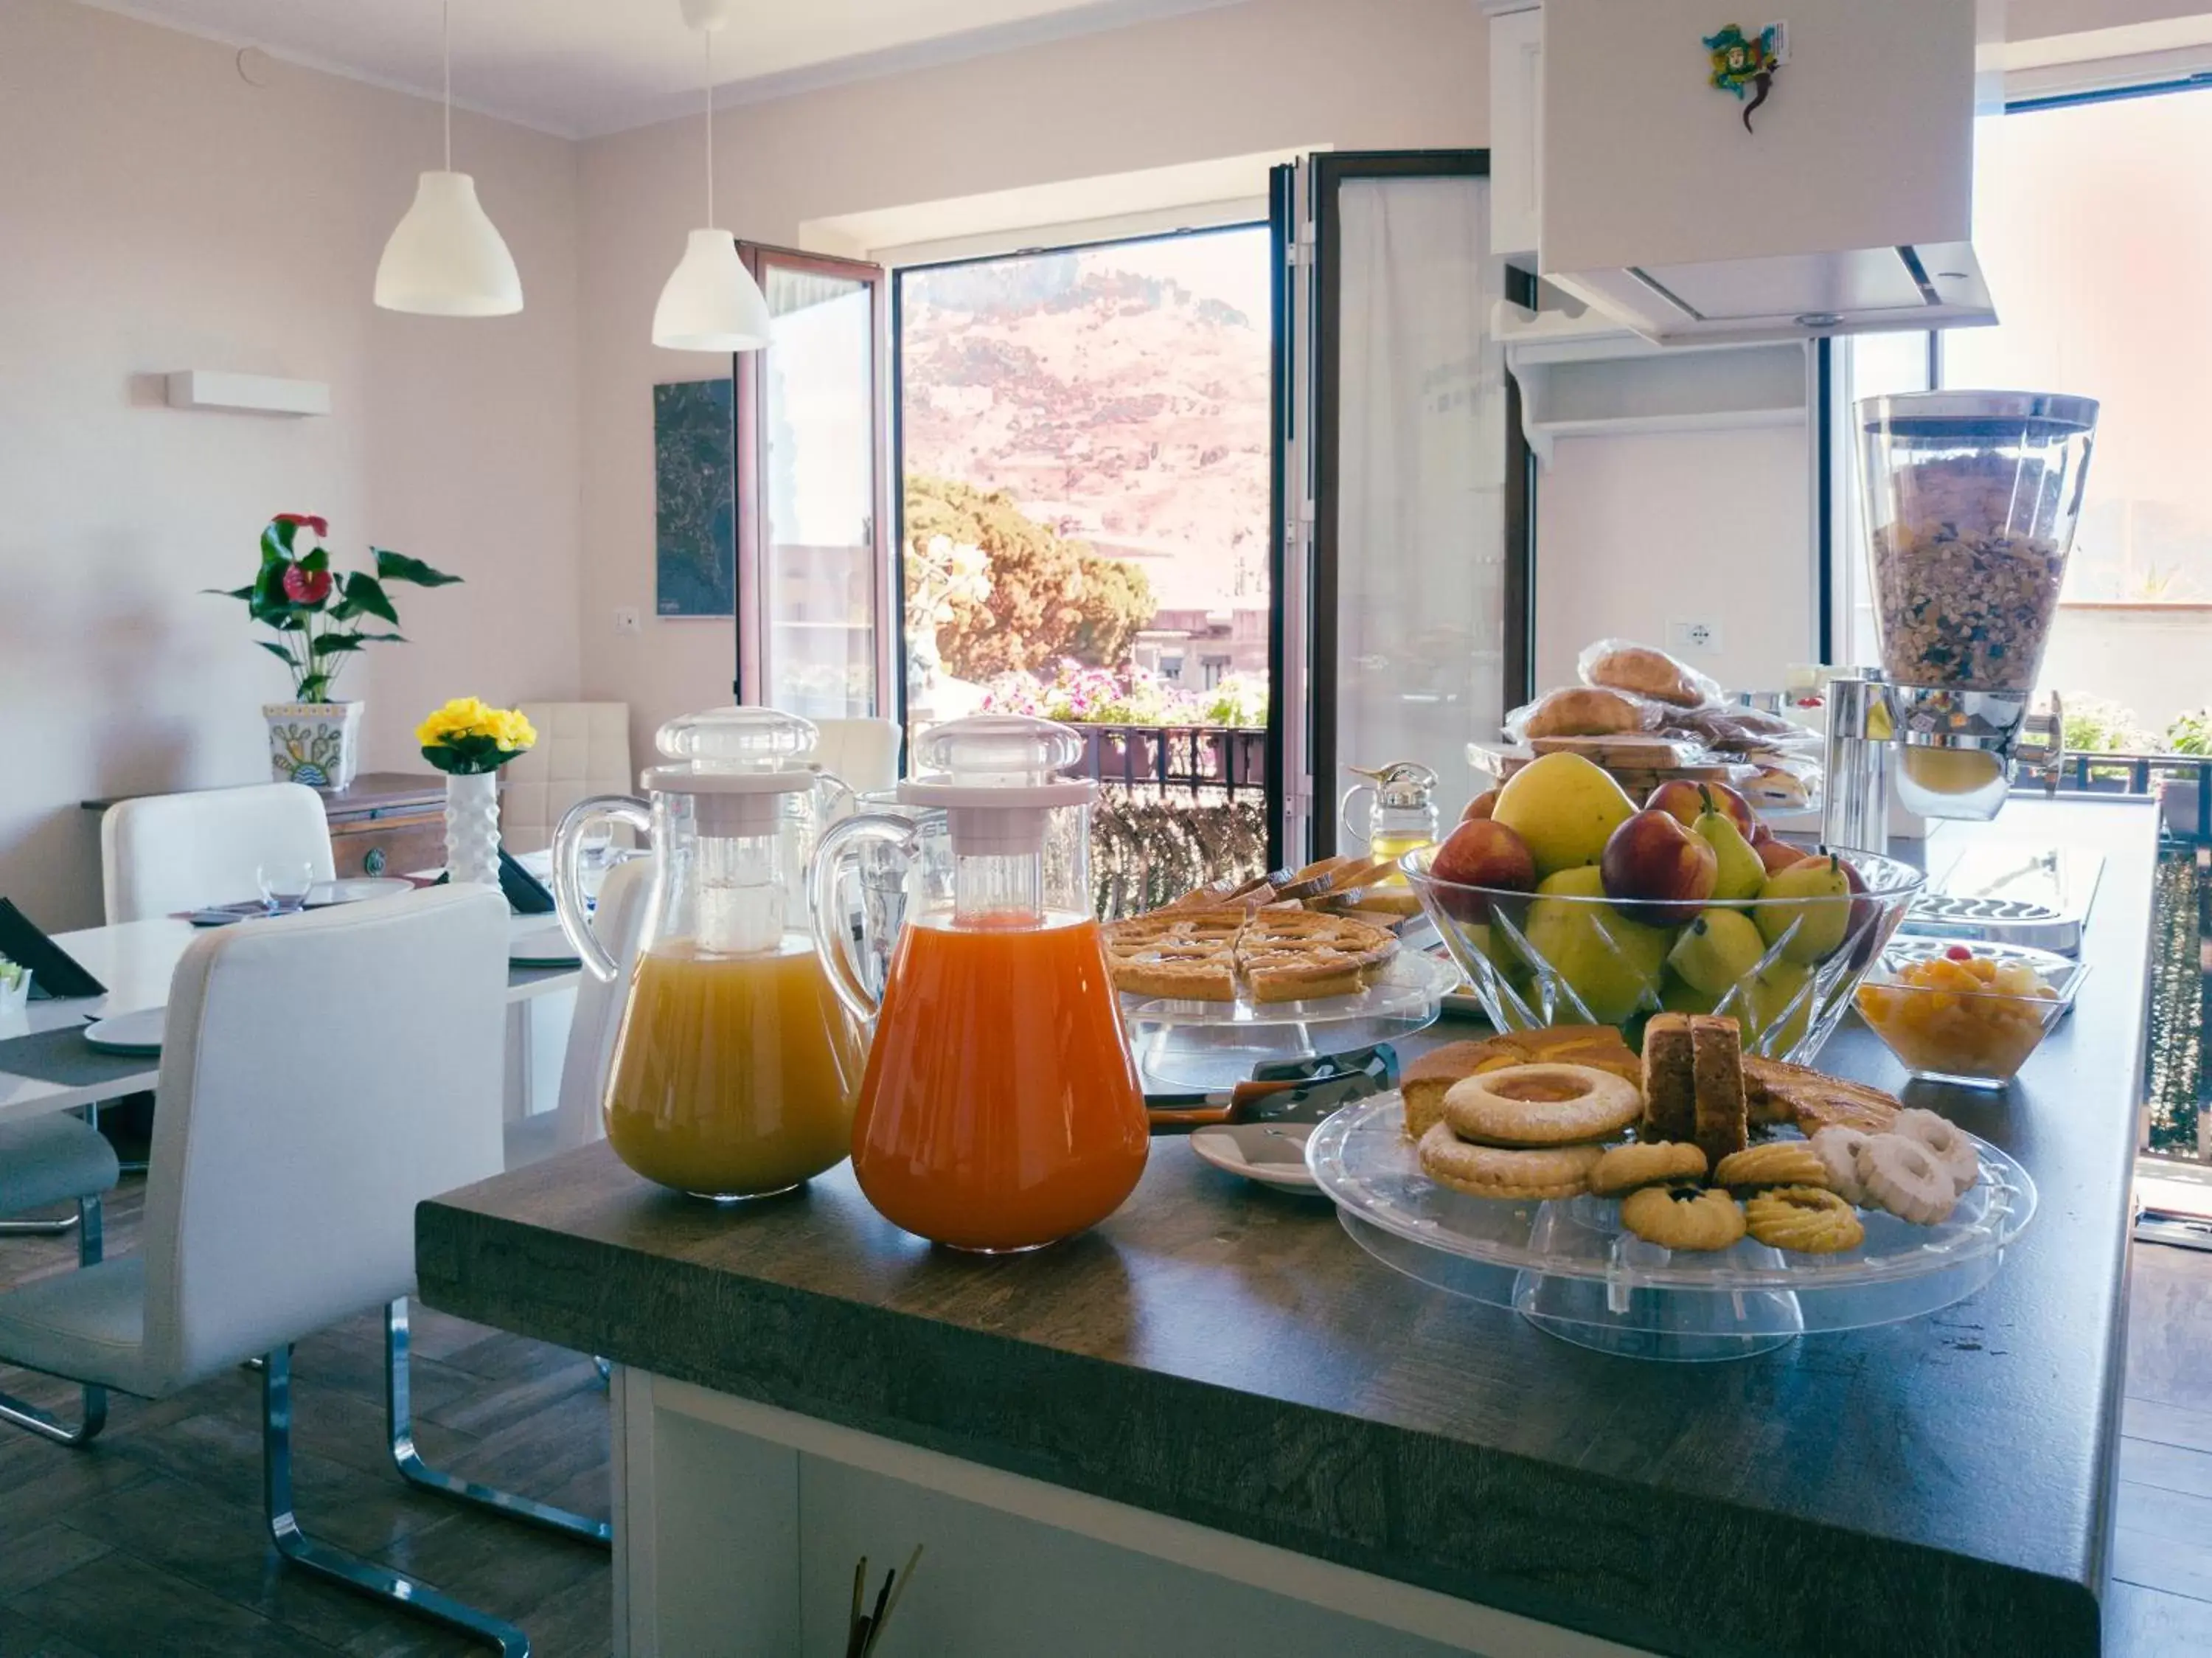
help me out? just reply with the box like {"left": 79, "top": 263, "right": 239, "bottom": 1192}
{"left": 417, "top": 698, "right": 538, "bottom": 776}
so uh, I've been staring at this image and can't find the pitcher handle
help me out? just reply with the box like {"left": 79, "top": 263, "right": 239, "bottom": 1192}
{"left": 553, "top": 794, "right": 653, "bottom": 982}
{"left": 1338, "top": 783, "right": 1375, "bottom": 850}
{"left": 815, "top": 765, "right": 860, "bottom": 825}
{"left": 810, "top": 811, "right": 920, "bottom": 1024}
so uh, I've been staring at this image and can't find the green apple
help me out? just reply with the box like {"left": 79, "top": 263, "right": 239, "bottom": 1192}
{"left": 1754, "top": 854, "right": 1852, "bottom": 964}
{"left": 1523, "top": 866, "right": 1669, "bottom": 1024}
{"left": 1694, "top": 797, "right": 1767, "bottom": 903}
{"left": 1492, "top": 752, "right": 1639, "bottom": 878}
{"left": 1666, "top": 907, "right": 1767, "bottom": 996}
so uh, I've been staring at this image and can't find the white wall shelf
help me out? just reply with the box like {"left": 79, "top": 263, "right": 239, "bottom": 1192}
{"left": 163, "top": 370, "right": 330, "bottom": 417}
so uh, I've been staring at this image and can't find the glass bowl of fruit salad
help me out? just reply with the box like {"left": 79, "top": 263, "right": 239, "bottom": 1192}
{"left": 1853, "top": 940, "right": 2085, "bottom": 1089}
{"left": 1404, "top": 753, "right": 1926, "bottom": 1064}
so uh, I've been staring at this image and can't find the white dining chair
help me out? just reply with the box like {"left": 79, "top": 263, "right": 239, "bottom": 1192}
{"left": 0, "top": 1114, "right": 119, "bottom": 1444}
{"left": 498, "top": 701, "right": 632, "bottom": 855}
{"left": 810, "top": 716, "right": 902, "bottom": 795}
{"left": 0, "top": 887, "right": 597, "bottom": 1655}
{"left": 502, "top": 853, "right": 654, "bottom": 1170}
{"left": 100, "top": 781, "right": 336, "bottom": 923}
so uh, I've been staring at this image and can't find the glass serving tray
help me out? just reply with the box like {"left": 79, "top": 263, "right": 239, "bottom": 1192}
{"left": 1122, "top": 951, "right": 1455, "bottom": 1091}
{"left": 1307, "top": 1093, "right": 2037, "bottom": 1362}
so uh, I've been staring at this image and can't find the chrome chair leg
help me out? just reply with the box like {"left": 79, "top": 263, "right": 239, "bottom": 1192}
{"left": 384, "top": 1299, "right": 612, "bottom": 1547}
{"left": 262, "top": 1344, "right": 529, "bottom": 1657}
{"left": 0, "top": 1214, "right": 79, "bottom": 1236}
{"left": 0, "top": 1196, "right": 108, "bottom": 1446}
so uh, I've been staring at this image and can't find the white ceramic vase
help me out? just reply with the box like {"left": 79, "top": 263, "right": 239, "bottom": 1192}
{"left": 264, "top": 701, "right": 364, "bottom": 791}
{"left": 444, "top": 771, "right": 501, "bottom": 887}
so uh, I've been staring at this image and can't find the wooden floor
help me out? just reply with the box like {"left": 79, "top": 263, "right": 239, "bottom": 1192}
{"left": 0, "top": 1176, "right": 610, "bottom": 1656}
{"left": 8, "top": 1179, "right": 2212, "bottom": 1655}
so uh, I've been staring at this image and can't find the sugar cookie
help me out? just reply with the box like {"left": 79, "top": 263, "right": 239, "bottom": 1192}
{"left": 1620, "top": 1184, "right": 1746, "bottom": 1252}
{"left": 1590, "top": 1140, "right": 1707, "bottom": 1197}
{"left": 1417, "top": 1125, "right": 1604, "bottom": 1201}
{"left": 1441, "top": 1064, "right": 1644, "bottom": 1147}
{"left": 1891, "top": 1108, "right": 1980, "bottom": 1195}
{"left": 1808, "top": 1126, "right": 1871, "bottom": 1204}
{"left": 1712, "top": 1142, "right": 1829, "bottom": 1190}
{"left": 1857, "top": 1133, "right": 1959, "bottom": 1225}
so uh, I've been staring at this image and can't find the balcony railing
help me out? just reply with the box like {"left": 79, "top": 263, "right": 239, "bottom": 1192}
{"left": 1075, "top": 723, "right": 1269, "bottom": 918}
{"left": 2053, "top": 750, "right": 2211, "bottom": 844}
{"left": 1075, "top": 724, "right": 1267, "bottom": 799}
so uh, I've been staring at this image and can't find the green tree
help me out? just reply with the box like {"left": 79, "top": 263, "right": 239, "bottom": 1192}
{"left": 904, "top": 473, "right": 1154, "bottom": 679}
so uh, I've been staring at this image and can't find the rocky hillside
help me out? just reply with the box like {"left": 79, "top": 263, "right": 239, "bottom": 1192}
{"left": 900, "top": 243, "right": 1270, "bottom": 611}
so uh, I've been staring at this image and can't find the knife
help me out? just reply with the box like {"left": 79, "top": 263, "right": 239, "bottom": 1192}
{"left": 1146, "top": 1044, "right": 1399, "bottom": 1131}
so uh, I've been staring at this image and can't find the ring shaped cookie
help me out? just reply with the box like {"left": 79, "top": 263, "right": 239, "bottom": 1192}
{"left": 1857, "top": 1134, "right": 1959, "bottom": 1226}
{"left": 1418, "top": 1125, "right": 1602, "bottom": 1201}
{"left": 1441, "top": 1064, "right": 1644, "bottom": 1147}
{"left": 1891, "top": 1109, "right": 1980, "bottom": 1194}
{"left": 1744, "top": 1186, "right": 1866, "bottom": 1254}
{"left": 1590, "top": 1140, "right": 1707, "bottom": 1196}
{"left": 1620, "top": 1184, "right": 1746, "bottom": 1252}
{"left": 1808, "top": 1126, "right": 1871, "bottom": 1204}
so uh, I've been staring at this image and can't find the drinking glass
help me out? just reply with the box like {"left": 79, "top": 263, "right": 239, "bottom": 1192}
{"left": 257, "top": 861, "right": 316, "bottom": 915}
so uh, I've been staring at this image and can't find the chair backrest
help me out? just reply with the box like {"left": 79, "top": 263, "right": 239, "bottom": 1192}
{"left": 499, "top": 702, "right": 632, "bottom": 854}
{"left": 810, "top": 718, "right": 902, "bottom": 796}
{"left": 537, "top": 855, "right": 655, "bottom": 1162}
{"left": 100, "top": 783, "right": 337, "bottom": 924}
{"left": 137, "top": 887, "right": 509, "bottom": 1390}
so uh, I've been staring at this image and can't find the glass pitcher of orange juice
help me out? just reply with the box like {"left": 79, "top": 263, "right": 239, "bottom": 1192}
{"left": 809, "top": 716, "right": 1147, "bottom": 1253}
{"left": 552, "top": 707, "right": 865, "bottom": 1202}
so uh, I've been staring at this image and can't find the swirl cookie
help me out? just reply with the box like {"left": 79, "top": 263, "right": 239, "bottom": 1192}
{"left": 1891, "top": 1109, "right": 1980, "bottom": 1194}
{"left": 1441, "top": 1064, "right": 1644, "bottom": 1147}
{"left": 1620, "top": 1184, "right": 1746, "bottom": 1252}
{"left": 1857, "top": 1134, "right": 1959, "bottom": 1225}
{"left": 1712, "top": 1142, "right": 1829, "bottom": 1191}
{"left": 1418, "top": 1125, "right": 1604, "bottom": 1200}
{"left": 1744, "top": 1186, "right": 1865, "bottom": 1254}
{"left": 1590, "top": 1140, "right": 1707, "bottom": 1197}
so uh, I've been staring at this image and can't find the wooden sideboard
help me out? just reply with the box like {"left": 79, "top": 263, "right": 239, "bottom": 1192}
{"left": 82, "top": 773, "right": 455, "bottom": 879}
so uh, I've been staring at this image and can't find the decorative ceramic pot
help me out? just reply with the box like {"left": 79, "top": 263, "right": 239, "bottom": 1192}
{"left": 264, "top": 701, "right": 364, "bottom": 791}
{"left": 445, "top": 771, "right": 501, "bottom": 887}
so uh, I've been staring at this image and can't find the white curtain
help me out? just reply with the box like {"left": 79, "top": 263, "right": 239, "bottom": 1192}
{"left": 1335, "top": 176, "right": 1506, "bottom": 820}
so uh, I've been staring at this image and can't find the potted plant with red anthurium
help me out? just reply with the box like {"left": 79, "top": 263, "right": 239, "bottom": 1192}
{"left": 210, "top": 513, "right": 463, "bottom": 790}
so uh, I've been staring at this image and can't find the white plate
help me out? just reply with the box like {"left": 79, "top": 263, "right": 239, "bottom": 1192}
{"left": 1189, "top": 1122, "right": 1322, "bottom": 1193}
{"left": 509, "top": 926, "right": 582, "bottom": 969}
{"left": 304, "top": 878, "right": 414, "bottom": 909}
{"left": 83, "top": 1007, "right": 165, "bottom": 1056}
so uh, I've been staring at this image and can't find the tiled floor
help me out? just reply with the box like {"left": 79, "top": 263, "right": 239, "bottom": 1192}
{"left": 7, "top": 1176, "right": 2212, "bottom": 1654}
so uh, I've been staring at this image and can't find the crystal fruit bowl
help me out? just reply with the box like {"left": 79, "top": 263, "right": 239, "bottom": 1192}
{"left": 1402, "top": 843, "right": 1927, "bottom": 1064}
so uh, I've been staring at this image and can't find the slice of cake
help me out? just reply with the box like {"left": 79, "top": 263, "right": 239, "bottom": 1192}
{"left": 1688, "top": 1015, "right": 1749, "bottom": 1166}
{"left": 1641, "top": 1012, "right": 1697, "bottom": 1143}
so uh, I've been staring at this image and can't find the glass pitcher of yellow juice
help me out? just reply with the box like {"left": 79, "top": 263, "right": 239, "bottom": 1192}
{"left": 554, "top": 707, "right": 862, "bottom": 1201}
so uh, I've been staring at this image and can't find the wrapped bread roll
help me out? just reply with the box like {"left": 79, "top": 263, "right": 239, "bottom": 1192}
{"left": 1514, "top": 685, "right": 1644, "bottom": 740}
{"left": 1581, "top": 639, "right": 1716, "bottom": 710}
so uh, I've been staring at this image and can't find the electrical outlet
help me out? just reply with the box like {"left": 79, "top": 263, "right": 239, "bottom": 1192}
{"left": 613, "top": 606, "right": 641, "bottom": 637}
{"left": 1669, "top": 619, "right": 1723, "bottom": 655}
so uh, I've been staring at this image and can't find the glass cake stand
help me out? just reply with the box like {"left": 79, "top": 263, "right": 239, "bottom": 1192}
{"left": 1122, "top": 953, "right": 1455, "bottom": 1091}
{"left": 1307, "top": 1094, "right": 2037, "bottom": 1362}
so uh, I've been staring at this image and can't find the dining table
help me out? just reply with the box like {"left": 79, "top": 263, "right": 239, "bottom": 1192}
{"left": 0, "top": 905, "right": 582, "bottom": 1130}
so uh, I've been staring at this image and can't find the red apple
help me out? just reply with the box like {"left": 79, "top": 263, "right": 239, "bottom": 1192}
{"left": 1747, "top": 818, "right": 1776, "bottom": 847}
{"left": 1755, "top": 836, "right": 1811, "bottom": 877}
{"left": 1821, "top": 849, "right": 1882, "bottom": 968}
{"left": 1461, "top": 787, "right": 1500, "bottom": 823}
{"left": 1646, "top": 779, "right": 1755, "bottom": 839}
{"left": 1428, "top": 818, "right": 1538, "bottom": 921}
{"left": 1600, "top": 809, "right": 1719, "bottom": 924}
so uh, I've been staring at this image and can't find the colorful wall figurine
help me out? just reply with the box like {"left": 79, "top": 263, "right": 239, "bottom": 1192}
{"left": 1705, "top": 22, "right": 1787, "bottom": 133}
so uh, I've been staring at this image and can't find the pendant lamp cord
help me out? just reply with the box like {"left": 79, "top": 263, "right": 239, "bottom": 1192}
{"left": 703, "top": 29, "right": 716, "bottom": 229}
{"left": 442, "top": 0, "right": 453, "bottom": 172}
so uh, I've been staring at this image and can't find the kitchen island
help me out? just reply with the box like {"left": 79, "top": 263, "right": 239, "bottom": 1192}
{"left": 417, "top": 797, "right": 2157, "bottom": 1657}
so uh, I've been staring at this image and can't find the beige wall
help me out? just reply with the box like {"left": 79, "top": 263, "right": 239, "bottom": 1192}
{"left": 572, "top": 0, "right": 1489, "bottom": 769}
{"left": 0, "top": 0, "right": 582, "bottom": 926}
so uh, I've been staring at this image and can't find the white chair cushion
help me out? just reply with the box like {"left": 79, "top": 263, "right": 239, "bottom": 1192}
{"left": 0, "top": 1258, "right": 147, "bottom": 1395}
{"left": 810, "top": 718, "right": 901, "bottom": 796}
{"left": 499, "top": 702, "right": 632, "bottom": 854}
{"left": 101, "top": 783, "right": 336, "bottom": 924}
{"left": 0, "top": 1117, "right": 119, "bottom": 1215}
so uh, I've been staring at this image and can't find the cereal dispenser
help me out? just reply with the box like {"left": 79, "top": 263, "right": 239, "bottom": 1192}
{"left": 1823, "top": 391, "right": 2097, "bottom": 853}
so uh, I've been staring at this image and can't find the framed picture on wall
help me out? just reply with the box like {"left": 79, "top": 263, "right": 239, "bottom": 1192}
{"left": 654, "top": 377, "right": 736, "bottom": 617}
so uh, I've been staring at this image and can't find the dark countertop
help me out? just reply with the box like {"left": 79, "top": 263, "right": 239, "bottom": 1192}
{"left": 417, "top": 797, "right": 2158, "bottom": 1658}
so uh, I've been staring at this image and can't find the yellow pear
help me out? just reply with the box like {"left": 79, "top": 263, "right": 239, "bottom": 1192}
{"left": 1492, "top": 753, "right": 1638, "bottom": 878}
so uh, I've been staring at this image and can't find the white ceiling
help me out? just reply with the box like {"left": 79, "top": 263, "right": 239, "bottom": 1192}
{"left": 80, "top": 0, "right": 1245, "bottom": 138}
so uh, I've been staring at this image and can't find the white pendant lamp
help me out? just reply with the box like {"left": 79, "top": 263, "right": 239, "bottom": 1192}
{"left": 653, "top": 1, "right": 771, "bottom": 352}
{"left": 375, "top": 1, "right": 523, "bottom": 317}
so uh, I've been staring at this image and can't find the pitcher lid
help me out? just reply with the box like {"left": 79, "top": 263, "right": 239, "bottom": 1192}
{"left": 898, "top": 714, "right": 1094, "bottom": 832}
{"left": 643, "top": 705, "right": 818, "bottom": 797}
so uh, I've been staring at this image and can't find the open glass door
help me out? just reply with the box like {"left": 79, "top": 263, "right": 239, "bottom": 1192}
{"left": 1285, "top": 151, "right": 1517, "bottom": 859}
{"left": 734, "top": 244, "right": 893, "bottom": 718}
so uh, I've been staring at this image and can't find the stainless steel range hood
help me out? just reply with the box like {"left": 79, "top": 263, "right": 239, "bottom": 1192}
{"left": 1537, "top": 0, "right": 2001, "bottom": 346}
